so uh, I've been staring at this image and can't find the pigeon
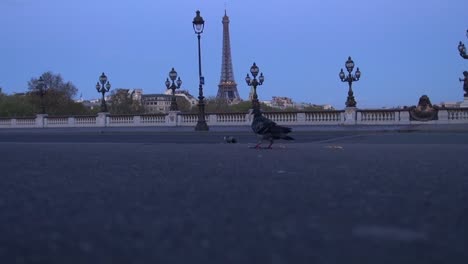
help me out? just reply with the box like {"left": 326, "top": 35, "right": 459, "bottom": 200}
{"left": 224, "top": 136, "right": 237, "bottom": 143}
{"left": 250, "top": 108, "right": 294, "bottom": 149}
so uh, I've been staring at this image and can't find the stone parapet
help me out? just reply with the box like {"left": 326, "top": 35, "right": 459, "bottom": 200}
{"left": 0, "top": 108, "right": 468, "bottom": 129}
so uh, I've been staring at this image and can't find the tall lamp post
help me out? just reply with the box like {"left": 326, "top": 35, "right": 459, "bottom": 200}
{"left": 165, "top": 67, "right": 182, "bottom": 111}
{"left": 459, "top": 30, "right": 468, "bottom": 107}
{"left": 36, "top": 76, "right": 47, "bottom": 114}
{"left": 245, "top": 62, "right": 264, "bottom": 110}
{"left": 458, "top": 29, "right": 468, "bottom": 59}
{"left": 339, "top": 56, "right": 361, "bottom": 108}
{"left": 96, "top": 72, "right": 111, "bottom": 112}
{"left": 193, "top": 10, "right": 209, "bottom": 131}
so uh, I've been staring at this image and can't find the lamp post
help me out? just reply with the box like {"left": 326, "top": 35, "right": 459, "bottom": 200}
{"left": 339, "top": 56, "right": 361, "bottom": 108}
{"left": 458, "top": 30, "right": 468, "bottom": 107}
{"left": 36, "top": 76, "right": 47, "bottom": 114}
{"left": 165, "top": 67, "right": 182, "bottom": 111}
{"left": 458, "top": 29, "right": 468, "bottom": 59}
{"left": 193, "top": 10, "right": 209, "bottom": 131}
{"left": 96, "top": 72, "right": 111, "bottom": 112}
{"left": 245, "top": 62, "right": 264, "bottom": 110}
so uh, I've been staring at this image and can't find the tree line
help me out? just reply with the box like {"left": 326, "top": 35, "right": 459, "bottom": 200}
{"left": 0, "top": 72, "right": 94, "bottom": 117}
{"left": 0, "top": 72, "right": 328, "bottom": 117}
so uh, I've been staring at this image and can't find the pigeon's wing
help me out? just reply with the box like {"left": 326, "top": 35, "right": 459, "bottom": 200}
{"left": 252, "top": 115, "right": 276, "bottom": 134}
{"left": 269, "top": 124, "right": 292, "bottom": 139}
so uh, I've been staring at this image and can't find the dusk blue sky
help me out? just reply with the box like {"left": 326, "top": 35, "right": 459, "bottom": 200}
{"left": 1, "top": 0, "right": 467, "bottom": 108}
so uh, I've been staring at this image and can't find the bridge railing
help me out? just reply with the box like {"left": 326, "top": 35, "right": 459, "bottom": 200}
{"left": 0, "top": 116, "right": 37, "bottom": 128}
{"left": 357, "top": 109, "right": 403, "bottom": 124}
{"left": 139, "top": 114, "right": 167, "bottom": 125}
{"left": 304, "top": 111, "right": 344, "bottom": 124}
{"left": 178, "top": 113, "right": 210, "bottom": 126}
{"left": 1, "top": 108, "right": 468, "bottom": 128}
{"left": 75, "top": 115, "right": 99, "bottom": 126}
{"left": 446, "top": 108, "right": 468, "bottom": 123}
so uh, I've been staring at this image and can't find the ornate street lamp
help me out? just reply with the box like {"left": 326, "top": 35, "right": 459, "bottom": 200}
{"left": 339, "top": 56, "right": 361, "bottom": 108}
{"left": 165, "top": 67, "right": 182, "bottom": 111}
{"left": 458, "top": 29, "right": 468, "bottom": 59}
{"left": 36, "top": 76, "right": 47, "bottom": 114}
{"left": 193, "top": 10, "right": 209, "bottom": 131}
{"left": 245, "top": 62, "right": 264, "bottom": 110}
{"left": 96, "top": 72, "right": 111, "bottom": 112}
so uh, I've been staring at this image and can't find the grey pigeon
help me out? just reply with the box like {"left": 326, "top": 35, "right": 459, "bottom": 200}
{"left": 251, "top": 108, "right": 294, "bottom": 149}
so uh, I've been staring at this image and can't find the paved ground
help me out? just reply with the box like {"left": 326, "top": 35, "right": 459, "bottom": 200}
{"left": 0, "top": 128, "right": 468, "bottom": 263}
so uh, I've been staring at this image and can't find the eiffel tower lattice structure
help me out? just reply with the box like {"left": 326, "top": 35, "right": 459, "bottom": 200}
{"left": 216, "top": 10, "right": 241, "bottom": 103}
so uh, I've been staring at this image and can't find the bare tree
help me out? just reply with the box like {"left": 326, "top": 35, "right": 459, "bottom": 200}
{"left": 26, "top": 72, "right": 88, "bottom": 115}
{"left": 28, "top": 71, "right": 78, "bottom": 100}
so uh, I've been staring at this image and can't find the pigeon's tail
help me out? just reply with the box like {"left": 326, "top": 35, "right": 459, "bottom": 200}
{"left": 282, "top": 136, "right": 294, "bottom": 140}
{"left": 273, "top": 125, "right": 292, "bottom": 134}
{"left": 283, "top": 127, "right": 292, "bottom": 134}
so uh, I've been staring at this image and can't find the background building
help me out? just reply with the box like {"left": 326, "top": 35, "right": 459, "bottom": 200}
{"left": 141, "top": 89, "right": 196, "bottom": 114}
{"left": 141, "top": 94, "right": 172, "bottom": 113}
{"left": 163, "top": 89, "right": 197, "bottom": 107}
{"left": 271, "top": 96, "right": 294, "bottom": 109}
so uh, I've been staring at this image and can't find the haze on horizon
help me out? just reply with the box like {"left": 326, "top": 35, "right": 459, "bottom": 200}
{"left": 0, "top": 0, "right": 467, "bottom": 109}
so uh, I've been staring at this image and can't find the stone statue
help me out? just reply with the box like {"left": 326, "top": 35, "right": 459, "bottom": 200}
{"left": 459, "top": 71, "right": 468, "bottom": 97}
{"left": 409, "top": 95, "right": 438, "bottom": 121}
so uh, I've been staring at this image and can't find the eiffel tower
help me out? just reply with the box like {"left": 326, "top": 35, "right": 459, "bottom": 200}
{"left": 216, "top": 10, "right": 241, "bottom": 103}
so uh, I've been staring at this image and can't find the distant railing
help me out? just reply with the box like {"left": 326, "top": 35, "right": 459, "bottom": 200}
{"left": 14, "top": 117, "right": 37, "bottom": 127}
{"left": 264, "top": 112, "right": 298, "bottom": 123}
{"left": 1, "top": 107, "right": 468, "bottom": 128}
{"left": 0, "top": 118, "right": 12, "bottom": 127}
{"left": 179, "top": 113, "right": 210, "bottom": 126}
{"left": 447, "top": 108, "right": 468, "bottom": 122}
{"left": 357, "top": 109, "right": 401, "bottom": 124}
{"left": 140, "top": 114, "right": 166, "bottom": 124}
{"left": 216, "top": 113, "right": 247, "bottom": 124}
{"left": 75, "top": 115, "right": 98, "bottom": 126}
{"left": 108, "top": 115, "right": 134, "bottom": 126}
{"left": 47, "top": 116, "right": 69, "bottom": 126}
{"left": 179, "top": 113, "right": 199, "bottom": 124}
{"left": 305, "top": 111, "right": 343, "bottom": 123}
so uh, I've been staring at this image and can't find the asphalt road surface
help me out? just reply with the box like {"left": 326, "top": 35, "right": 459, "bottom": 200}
{"left": 0, "top": 127, "right": 374, "bottom": 144}
{"left": 1, "top": 128, "right": 467, "bottom": 263}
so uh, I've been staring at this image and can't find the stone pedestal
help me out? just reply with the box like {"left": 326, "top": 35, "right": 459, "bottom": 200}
{"left": 35, "top": 114, "right": 48, "bottom": 128}
{"left": 208, "top": 114, "right": 216, "bottom": 125}
{"left": 166, "top": 111, "right": 180, "bottom": 126}
{"left": 437, "top": 110, "right": 448, "bottom": 123}
{"left": 246, "top": 110, "right": 253, "bottom": 125}
{"left": 399, "top": 111, "right": 410, "bottom": 125}
{"left": 97, "top": 112, "right": 109, "bottom": 127}
{"left": 460, "top": 97, "right": 468, "bottom": 108}
{"left": 343, "top": 107, "right": 357, "bottom": 125}
{"left": 297, "top": 112, "right": 306, "bottom": 125}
